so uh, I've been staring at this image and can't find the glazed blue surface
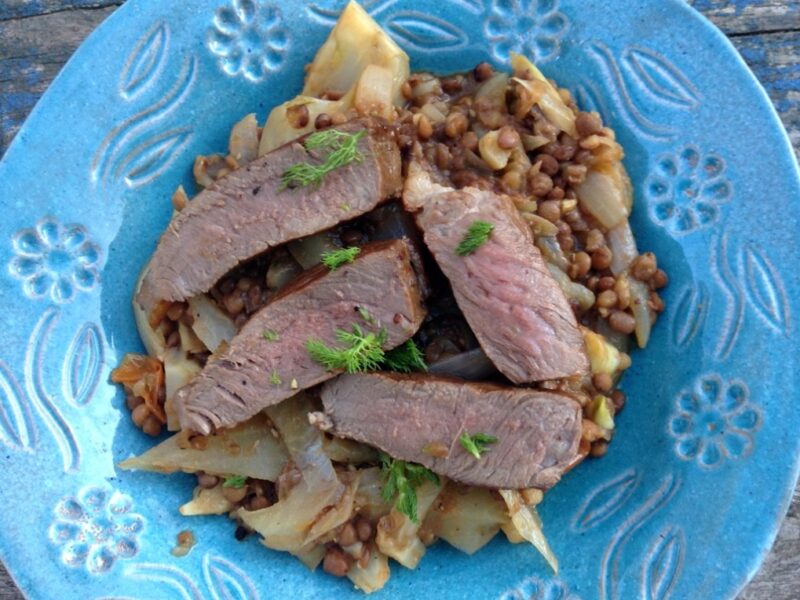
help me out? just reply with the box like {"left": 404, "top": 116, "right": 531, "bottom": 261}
{"left": 0, "top": 1, "right": 798, "bottom": 598}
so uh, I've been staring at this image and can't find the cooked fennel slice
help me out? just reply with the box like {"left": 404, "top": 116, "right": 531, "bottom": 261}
{"left": 423, "top": 483, "right": 506, "bottom": 555}
{"left": 499, "top": 489, "right": 558, "bottom": 573}
{"left": 119, "top": 414, "right": 287, "bottom": 481}
{"left": 179, "top": 484, "right": 233, "bottom": 516}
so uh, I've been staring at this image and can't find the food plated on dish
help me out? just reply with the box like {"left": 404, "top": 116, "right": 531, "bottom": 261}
{"left": 113, "top": 2, "right": 668, "bottom": 591}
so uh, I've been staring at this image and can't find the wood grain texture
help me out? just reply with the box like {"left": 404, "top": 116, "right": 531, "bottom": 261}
{"left": 0, "top": 4, "right": 121, "bottom": 155}
{"left": 690, "top": 0, "right": 800, "bottom": 34}
{"left": 0, "top": 2, "right": 798, "bottom": 599}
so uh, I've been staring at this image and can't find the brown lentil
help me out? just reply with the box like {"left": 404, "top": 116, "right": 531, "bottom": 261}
{"left": 590, "top": 440, "right": 609, "bottom": 458}
{"left": 417, "top": 114, "right": 433, "bottom": 140}
{"left": 592, "top": 246, "right": 613, "bottom": 270}
{"left": 223, "top": 292, "right": 245, "bottom": 315}
{"left": 441, "top": 75, "right": 464, "bottom": 94}
{"left": 131, "top": 403, "right": 150, "bottom": 428}
{"left": 166, "top": 302, "right": 185, "bottom": 322}
{"left": 547, "top": 186, "right": 565, "bottom": 200}
{"left": 631, "top": 252, "right": 658, "bottom": 281}
{"left": 614, "top": 277, "right": 631, "bottom": 309}
{"left": 611, "top": 389, "right": 626, "bottom": 413}
{"left": 444, "top": 112, "right": 468, "bottom": 138}
{"left": 435, "top": 143, "right": 451, "bottom": 170}
{"left": 497, "top": 126, "right": 520, "bottom": 150}
{"left": 323, "top": 546, "right": 352, "bottom": 577}
{"left": 585, "top": 229, "right": 605, "bottom": 252}
{"left": 596, "top": 290, "right": 618, "bottom": 309}
{"left": 538, "top": 200, "right": 561, "bottom": 223}
{"left": 401, "top": 80, "right": 413, "bottom": 100}
{"left": 462, "top": 130, "right": 479, "bottom": 151}
{"left": 314, "top": 113, "right": 332, "bottom": 130}
{"left": 570, "top": 251, "right": 592, "bottom": 280}
{"left": 597, "top": 276, "right": 616, "bottom": 292}
{"left": 166, "top": 330, "right": 180, "bottom": 348}
{"left": 592, "top": 372, "right": 613, "bottom": 393}
{"left": 609, "top": 310, "right": 636, "bottom": 334}
{"left": 575, "top": 112, "right": 604, "bottom": 138}
{"left": 528, "top": 171, "right": 554, "bottom": 197}
{"left": 537, "top": 154, "right": 560, "bottom": 176}
{"left": 473, "top": 62, "right": 493, "bottom": 81}
{"left": 286, "top": 104, "right": 310, "bottom": 129}
{"left": 197, "top": 472, "right": 219, "bottom": 489}
{"left": 338, "top": 522, "right": 358, "bottom": 547}
{"left": 575, "top": 149, "right": 594, "bottom": 165}
{"left": 222, "top": 484, "right": 248, "bottom": 504}
{"left": 648, "top": 292, "right": 665, "bottom": 313}
{"left": 355, "top": 517, "right": 373, "bottom": 543}
{"left": 652, "top": 269, "right": 669, "bottom": 289}
{"left": 564, "top": 163, "right": 588, "bottom": 186}
{"left": 126, "top": 395, "right": 144, "bottom": 411}
{"left": 142, "top": 415, "right": 162, "bottom": 437}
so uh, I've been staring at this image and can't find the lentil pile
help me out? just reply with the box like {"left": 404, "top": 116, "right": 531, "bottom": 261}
{"left": 122, "top": 61, "right": 666, "bottom": 461}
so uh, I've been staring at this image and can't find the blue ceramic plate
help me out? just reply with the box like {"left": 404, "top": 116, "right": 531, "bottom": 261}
{"left": 1, "top": 0, "right": 798, "bottom": 598}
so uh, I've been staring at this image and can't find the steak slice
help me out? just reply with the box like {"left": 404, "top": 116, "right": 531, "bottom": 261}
{"left": 174, "top": 240, "right": 426, "bottom": 434}
{"left": 404, "top": 165, "right": 588, "bottom": 383}
{"left": 319, "top": 372, "right": 582, "bottom": 489}
{"left": 137, "top": 119, "right": 401, "bottom": 315}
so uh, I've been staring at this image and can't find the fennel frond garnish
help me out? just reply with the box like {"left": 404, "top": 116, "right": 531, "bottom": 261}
{"left": 384, "top": 339, "right": 428, "bottom": 373}
{"left": 306, "top": 324, "right": 387, "bottom": 373}
{"left": 321, "top": 246, "right": 361, "bottom": 270}
{"left": 459, "top": 431, "right": 498, "bottom": 459}
{"left": 380, "top": 453, "right": 440, "bottom": 523}
{"left": 280, "top": 129, "right": 367, "bottom": 190}
{"left": 456, "top": 220, "right": 494, "bottom": 256}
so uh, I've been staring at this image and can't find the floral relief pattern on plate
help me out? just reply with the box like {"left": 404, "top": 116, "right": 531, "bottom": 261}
{"left": 49, "top": 486, "right": 144, "bottom": 575}
{"left": 9, "top": 217, "right": 102, "bottom": 304}
{"left": 207, "top": 0, "right": 289, "bottom": 82}
{"left": 669, "top": 374, "right": 760, "bottom": 468}
{"left": 484, "top": 0, "right": 569, "bottom": 64}
{"left": 645, "top": 145, "right": 732, "bottom": 236}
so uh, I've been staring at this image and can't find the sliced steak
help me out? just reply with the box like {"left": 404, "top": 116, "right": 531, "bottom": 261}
{"left": 319, "top": 372, "right": 582, "bottom": 489}
{"left": 137, "top": 119, "right": 402, "bottom": 315}
{"left": 404, "top": 165, "right": 588, "bottom": 383}
{"left": 175, "top": 240, "right": 426, "bottom": 434}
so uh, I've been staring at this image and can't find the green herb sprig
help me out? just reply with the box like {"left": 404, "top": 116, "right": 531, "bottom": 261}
{"left": 384, "top": 340, "right": 428, "bottom": 373}
{"left": 321, "top": 246, "right": 361, "bottom": 271}
{"left": 456, "top": 220, "right": 494, "bottom": 256}
{"left": 306, "top": 324, "right": 387, "bottom": 373}
{"left": 223, "top": 475, "right": 247, "bottom": 488}
{"left": 269, "top": 371, "right": 282, "bottom": 386}
{"left": 263, "top": 329, "right": 279, "bottom": 342}
{"left": 380, "top": 453, "right": 440, "bottom": 523}
{"left": 280, "top": 129, "right": 367, "bottom": 190}
{"left": 459, "top": 431, "right": 498, "bottom": 459}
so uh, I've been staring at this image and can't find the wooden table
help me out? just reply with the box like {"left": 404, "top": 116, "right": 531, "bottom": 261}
{"left": 0, "top": 1, "right": 798, "bottom": 598}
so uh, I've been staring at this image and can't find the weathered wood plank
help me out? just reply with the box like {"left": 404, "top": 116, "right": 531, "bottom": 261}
{"left": 0, "top": 5, "right": 118, "bottom": 154}
{"left": 0, "top": 0, "right": 121, "bottom": 21}
{"left": 739, "top": 487, "right": 800, "bottom": 599}
{"left": 689, "top": 0, "right": 800, "bottom": 34}
{"left": 729, "top": 30, "right": 800, "bottom": 154}
{"left": 0, "top": 2, "right": 798, "bottom": 600}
